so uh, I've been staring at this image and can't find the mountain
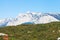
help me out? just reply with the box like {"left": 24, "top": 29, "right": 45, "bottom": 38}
{"left": 0, "top": 12, "right": 59, "bottom": 26}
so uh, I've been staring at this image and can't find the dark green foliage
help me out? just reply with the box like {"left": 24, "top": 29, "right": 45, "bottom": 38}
{"left": 0, "top": 22, "right": 59, "bottom": 40}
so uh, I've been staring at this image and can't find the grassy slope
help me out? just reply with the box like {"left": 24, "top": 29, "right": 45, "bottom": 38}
{"left": 0, "top": 22, "right": 59, "bottom": 40}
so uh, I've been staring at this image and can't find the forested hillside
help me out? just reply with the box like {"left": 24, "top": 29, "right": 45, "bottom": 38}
{"left": 0, "top": 22, "right": 59, "bottom": 40}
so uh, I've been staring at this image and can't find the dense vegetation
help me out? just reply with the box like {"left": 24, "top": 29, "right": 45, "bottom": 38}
{"left": 0, "top": 22, "right": 59, "bottom": 40}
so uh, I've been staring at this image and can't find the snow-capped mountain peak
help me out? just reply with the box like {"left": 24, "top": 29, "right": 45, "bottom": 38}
{"left": 0, "top": 12, "right": 59, "bottom": 26}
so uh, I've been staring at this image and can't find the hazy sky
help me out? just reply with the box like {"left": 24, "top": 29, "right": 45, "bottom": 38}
{"left": 0, "top": 0, "right": 60, "bottom": 19}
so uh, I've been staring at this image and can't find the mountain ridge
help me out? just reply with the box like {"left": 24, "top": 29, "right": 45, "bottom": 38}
{"left": 0, "top": 12, "right": 60, "bottom": 26}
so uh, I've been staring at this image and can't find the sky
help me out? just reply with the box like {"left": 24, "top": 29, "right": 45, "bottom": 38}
{"left": 0, "top": 0, "right": 60, "bottom": 19}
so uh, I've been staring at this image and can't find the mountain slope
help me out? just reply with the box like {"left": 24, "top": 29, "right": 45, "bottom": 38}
{"left": 0, "top": 22, "right": 59, "bottom": 40}
{"left": 36, "top": 15, "right": 59, "bottom": 24}
{"left": 0, "top": 12, "right": 59, "bottom": 26}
